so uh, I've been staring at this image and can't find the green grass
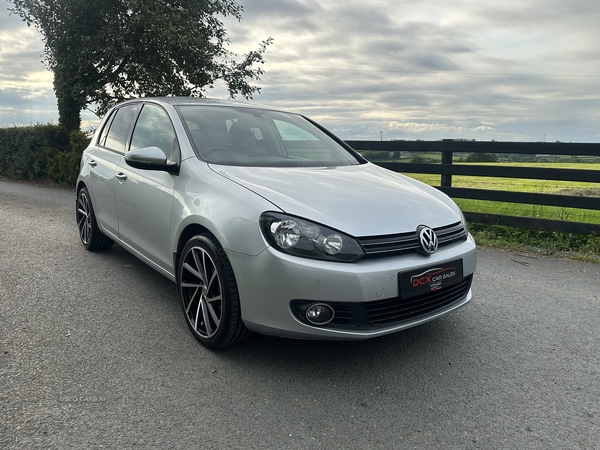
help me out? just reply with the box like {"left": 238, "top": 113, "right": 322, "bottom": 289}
{"left": 400, "top": 162, "right": 600, "bottom": 261}
{"left": 405, "top": 162, "right": 600, "bottom": 194}
{"left": 454, "top": 199, "right": 600, "bottom": 224}
{"left": 402, "top": 162, "right": 600, "bottom": 225}
{"left": 467, "top": 223, "right": 600, "bottom": 263}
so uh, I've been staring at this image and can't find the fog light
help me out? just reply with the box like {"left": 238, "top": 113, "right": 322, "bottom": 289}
{"left": 305, "top": 303, "right": 334, "bottom": 325}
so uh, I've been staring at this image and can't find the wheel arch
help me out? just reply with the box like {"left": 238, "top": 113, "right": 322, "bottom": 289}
{"left": 173, "top": 223, "right": 216, "bottom": 276}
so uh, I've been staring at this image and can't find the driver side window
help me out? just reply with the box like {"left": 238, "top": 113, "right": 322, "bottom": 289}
{"left": 130, "top": 104, "right": 178, "bottom": 163}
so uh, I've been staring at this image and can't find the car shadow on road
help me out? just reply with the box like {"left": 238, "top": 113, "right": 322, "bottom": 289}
{"left": 88, "top": 242, "right": 475, "bottom": 382}
{"left": 212, "top": 312, "right": 474, "bottom": 383}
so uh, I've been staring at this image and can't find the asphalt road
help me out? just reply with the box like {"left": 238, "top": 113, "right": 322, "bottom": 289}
{"left": 1, "top": 179, "right": 599, "bottom": 449}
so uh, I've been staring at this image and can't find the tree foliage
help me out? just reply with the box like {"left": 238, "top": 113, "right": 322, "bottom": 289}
{"left": 9, "top": 0, "right": 272, "bottom": 131}
{"left": 360, "top": 150, "right": 390, "bottom": 161}
{"left": 465, "top": 152, "right": 498, "bottom": 162}
{"left": 410, "top": 155, "right": 435, "bottom": 164}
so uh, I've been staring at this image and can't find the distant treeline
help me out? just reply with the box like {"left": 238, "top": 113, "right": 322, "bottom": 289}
{"left": 359, "top": 150, "right": 600, "bottom": 164}
{"left": 0, "top": 124, "right": 89, "bottom": 186}
{"left": 2, "top": 127, "right": 598, "bottom": 188}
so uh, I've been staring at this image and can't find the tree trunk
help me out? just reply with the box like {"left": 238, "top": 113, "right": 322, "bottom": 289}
{"left": 53, "top": 64, "right": 82, "bottom": 133}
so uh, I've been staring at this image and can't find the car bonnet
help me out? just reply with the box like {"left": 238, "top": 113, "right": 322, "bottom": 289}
{"left": 210, "top": 163, "right": 462, "bottom": 237}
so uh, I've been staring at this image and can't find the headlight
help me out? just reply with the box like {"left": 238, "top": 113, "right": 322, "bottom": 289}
{"left": 260, "top": 212, "right": 364, "bottom": 262}
{"left": 459, "top": 208, "right": 469, "bottom": 233}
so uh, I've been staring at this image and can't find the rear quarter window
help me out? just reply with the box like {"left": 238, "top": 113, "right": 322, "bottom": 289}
{"left": 101, "top": 104, "right": 139, "bottom": 153}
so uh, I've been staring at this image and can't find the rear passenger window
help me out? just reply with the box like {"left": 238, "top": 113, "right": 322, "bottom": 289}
{"left": 103, "top": 104, "right": 139, "bottom": 153}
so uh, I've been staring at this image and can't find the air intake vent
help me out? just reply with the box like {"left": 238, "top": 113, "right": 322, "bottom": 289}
{"left": 365, "top": 275, "right": 472, "bottom": 325}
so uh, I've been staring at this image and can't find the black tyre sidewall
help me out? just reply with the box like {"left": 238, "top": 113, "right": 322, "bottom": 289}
{"left": 178, "top": 234, "right": 242, "bottom": 349}
{"left": 76, "top": 187, "right": 113, "bottom": 251}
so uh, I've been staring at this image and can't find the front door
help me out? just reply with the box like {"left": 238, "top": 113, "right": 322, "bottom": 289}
{"left": 115, "top": 103, "right": 178, "bottom": 275}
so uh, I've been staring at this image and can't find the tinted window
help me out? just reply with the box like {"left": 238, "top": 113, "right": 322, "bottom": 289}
{"left": 273, "top": 119, "right": 333, "bottom": 161}
{"left": 178, "top": 106, "right": 359, "bottom": 167}
{"left": 97, "top": 109, "right": 116, "bottom": 147}
{"left": 103, "top": 104, "right": 139, "bottom": 153}
{"left": 130, "top": 104, "right": 177, "bottom": 162}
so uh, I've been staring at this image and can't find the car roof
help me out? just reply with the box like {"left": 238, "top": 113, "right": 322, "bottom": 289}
{"left": 118, "top": 97, "right": 289, "bottom": 113}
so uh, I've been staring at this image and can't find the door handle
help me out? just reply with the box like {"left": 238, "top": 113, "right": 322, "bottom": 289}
{"left": 88, "top": 159, "right": 97, "bottom": 167}
{"left": 115, "top": 172, "right": 127, "bottom": 181}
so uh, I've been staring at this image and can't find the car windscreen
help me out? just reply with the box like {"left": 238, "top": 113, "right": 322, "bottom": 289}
{"left": 176, "top": 105, "right": 361, "bottom": 167}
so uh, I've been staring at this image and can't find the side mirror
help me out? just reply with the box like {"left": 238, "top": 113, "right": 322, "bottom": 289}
{"left": 124, "top": 146, "right": 178, "bottom": 174}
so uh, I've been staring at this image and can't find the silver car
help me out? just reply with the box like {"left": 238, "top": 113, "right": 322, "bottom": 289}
{"left": 76, "top": 98, "right": 477, "bottom": 349}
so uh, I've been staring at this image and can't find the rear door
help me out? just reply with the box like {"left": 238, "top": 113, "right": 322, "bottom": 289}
{"left": 87, "top": 103, "right": 139, "bottom": 235}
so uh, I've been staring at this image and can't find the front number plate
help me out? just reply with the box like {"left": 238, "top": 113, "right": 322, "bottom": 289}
{"left": 399, "top": 259, "right": 463, "bottom": 299}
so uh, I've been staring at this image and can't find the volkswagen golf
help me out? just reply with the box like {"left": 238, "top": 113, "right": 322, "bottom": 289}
{"left": 76, "top": 97, "right": 477, "bottom": 349}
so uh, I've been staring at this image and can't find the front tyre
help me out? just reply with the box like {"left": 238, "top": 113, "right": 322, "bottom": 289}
{"left": 178, "top": 234, "right": 252, "bottom": 349}
{"left": 76, "top": 187, "right": 114, "bottom": 251}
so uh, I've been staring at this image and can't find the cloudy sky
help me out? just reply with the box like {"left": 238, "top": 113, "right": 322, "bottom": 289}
{"left": 1, "top": 0, "right": 599, "bottom": 142}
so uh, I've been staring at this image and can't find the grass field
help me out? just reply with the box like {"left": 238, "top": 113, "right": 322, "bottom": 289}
{"left": 391, "top": 160, "right": 600, "bottom": 260}
{"left": 399, "top": 162, "right": 600, "bottom": 225}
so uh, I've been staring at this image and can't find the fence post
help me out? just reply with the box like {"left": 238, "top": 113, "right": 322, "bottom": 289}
{"left": 441, "top": 150, "right": 453, "bottom": 187}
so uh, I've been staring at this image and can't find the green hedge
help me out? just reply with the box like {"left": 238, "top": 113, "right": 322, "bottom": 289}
{"left": 0, "top": 124, "right": 90, "bottom": 186}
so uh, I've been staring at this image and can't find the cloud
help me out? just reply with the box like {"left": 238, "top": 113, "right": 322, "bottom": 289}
{"left": 0, "top": 0, "right": 54, "bottom": 125}
{"left": 0, "top": 87, "right": 55, "bottom": 124}
{"left": 225, "top": 0, "right": 600, "bottom": 142}
{"left": 1, "top": 0, "right": 599, "bottom": 142}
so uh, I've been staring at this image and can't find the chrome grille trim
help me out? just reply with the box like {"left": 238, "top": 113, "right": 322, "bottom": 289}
{"left": 357, "top": 221, "right": 467, "bottom": 257}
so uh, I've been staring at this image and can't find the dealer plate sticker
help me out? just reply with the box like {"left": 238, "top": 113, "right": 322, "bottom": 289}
{"left": 399, "top": 259, "right": 463, "bottom": 299}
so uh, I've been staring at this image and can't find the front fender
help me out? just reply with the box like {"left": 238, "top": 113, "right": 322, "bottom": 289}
{"left": 171, "top": 159, "right": 278, "bottom": 258}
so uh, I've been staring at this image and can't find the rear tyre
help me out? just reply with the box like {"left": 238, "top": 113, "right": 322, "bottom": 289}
{"left": 76, "top": 187, "right": 114, "bottom": 251}
{"left": 178, "top": 234, "right": 252, "bottom": 349}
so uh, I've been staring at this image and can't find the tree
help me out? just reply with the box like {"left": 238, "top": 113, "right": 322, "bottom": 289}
{"left": 410, "top": 155, "right": 435, "bottom": 164}
{"left": 465, "top": 152, "right": 498, "bottom": 162}
{"left": 360, "top": 150, "right": 390, "bottom": 161}
{"left": 9, "top": 0, "right": 272, "bottom": 132}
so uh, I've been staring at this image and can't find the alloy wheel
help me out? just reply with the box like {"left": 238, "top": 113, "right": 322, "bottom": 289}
{"left": 76, "top": 190, "right": 92, "bottom": 245}
{"left": 180, "top": 246, "right": 224, "bottom": 338}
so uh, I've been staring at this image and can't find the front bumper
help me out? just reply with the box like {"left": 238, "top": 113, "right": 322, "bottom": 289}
{"left": 226, "top": 233, "right": 477, "bottom": 340}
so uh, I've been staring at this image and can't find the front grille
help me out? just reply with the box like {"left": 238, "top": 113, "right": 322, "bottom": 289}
{"left": 357, "top": 221, "right": 467, "bottom": 258}
{"left": 365, "top": 275, "right": 472, "bottom": 326}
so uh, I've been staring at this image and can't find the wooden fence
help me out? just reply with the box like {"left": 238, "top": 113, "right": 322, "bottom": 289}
{"left": 345, "top": 140, "right": 600, "bottom": 235}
